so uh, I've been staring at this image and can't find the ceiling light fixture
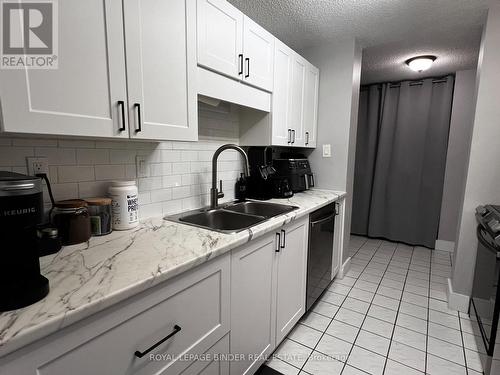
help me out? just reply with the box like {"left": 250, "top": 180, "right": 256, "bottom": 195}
{"left": 405, "top": 55, "right": 437, "bottom": 72}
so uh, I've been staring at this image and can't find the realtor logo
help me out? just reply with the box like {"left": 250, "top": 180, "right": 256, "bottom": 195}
{"left": 1, "top": 0, "right": 58, "bottom": 69}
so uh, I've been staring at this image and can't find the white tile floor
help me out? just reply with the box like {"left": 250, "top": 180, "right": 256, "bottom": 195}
{"left": 266, "top": 236, "right": 486, "bottom": 375}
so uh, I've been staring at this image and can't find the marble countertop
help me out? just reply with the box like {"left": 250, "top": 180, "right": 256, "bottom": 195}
{"left": 0, "top": 189, "right": 345, "bottom": 358}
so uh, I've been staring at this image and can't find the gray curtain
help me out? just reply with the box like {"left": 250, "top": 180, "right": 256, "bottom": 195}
{"left": 352, "top": 76, "right": 455, "bottom": 248}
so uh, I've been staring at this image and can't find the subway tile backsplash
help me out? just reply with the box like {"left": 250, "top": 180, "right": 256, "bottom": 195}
{"left": 0, "top": 104, "right": 244, "bottom": 219}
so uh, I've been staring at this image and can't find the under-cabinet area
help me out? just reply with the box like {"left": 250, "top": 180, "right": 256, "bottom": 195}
{"left": 0, "top": 0, "right": 319, "bottom": 149}
{"left": 0, "top": 192, "right": 345, "bottom": 375}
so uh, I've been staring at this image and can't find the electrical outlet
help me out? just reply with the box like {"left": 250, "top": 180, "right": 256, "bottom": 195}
{"left": 27, "top": 157, "right": 49, "bottom": 176}
{"left": 136, "top": 155, "right": 148, "bottom": 178}
{"left": 322, "top": 144, "right": 332, "bottom": 158}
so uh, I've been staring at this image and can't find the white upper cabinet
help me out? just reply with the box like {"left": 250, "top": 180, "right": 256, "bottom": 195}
{"left": 196, "top": 0, "right": 273, "bottom": 92}
{"left": 303, "top": 63, "right": 319, "bottom": 148}
{"left": 242, "top": 17, "right": 274, "bottom": 92}
{"left": 271, "top": 40, "right": 293, "bottom": 146}
{"left": 0, "top": 0, "right": 197, "bottom": 141}
{"left": 197, "top": 0, "right": 243, "bottom": 80}
{"left": 289, "top": 56, "right": 306, "bottom": 147}
{"left": 124, "top": 0, "right": 198, "bottom": 141}
{"left": 241, "top": 39, "right": 318, "bottom": 148}
{"left": 0, "top": 0, "right": 129, "bottom": 138}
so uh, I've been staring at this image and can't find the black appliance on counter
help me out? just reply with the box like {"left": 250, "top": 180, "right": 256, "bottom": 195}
{"left": 470, "top": 204, "right": 500, "bottom": 374}
{"left": 247, "top": 147, "right": 293, "bottom": 200}
{"left": 273, "top": 153, "right": 315, "bottom": 193}
{"left": 0, "top": 172, "right": 49, "bottom": 311}
{"left": 306, "top": 202, "right": 338, "bottom": 311}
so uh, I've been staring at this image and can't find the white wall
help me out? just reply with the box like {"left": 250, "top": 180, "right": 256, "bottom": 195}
{"left": 301, "top": 38, "right": 362, "bottom": 263}
{"left": 436, "top": 69, "right": 477, "bottom": 248}
{"left": 450, "top": 1, "right": 500, "bottom": 303}
{"left": 0, "top": 104, "right": 244, "bottom": 219}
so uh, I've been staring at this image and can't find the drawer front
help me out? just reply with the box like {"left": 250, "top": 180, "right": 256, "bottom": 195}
{"left": 5, "top": 256, "right": 230, "bottom": 375}
{"left": 180, "top": 334, "right": 229, "bottom": 375}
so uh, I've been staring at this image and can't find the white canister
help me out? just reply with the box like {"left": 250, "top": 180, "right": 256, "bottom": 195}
{"left": 108, "top": 181, "right": 139, "bottom": 230}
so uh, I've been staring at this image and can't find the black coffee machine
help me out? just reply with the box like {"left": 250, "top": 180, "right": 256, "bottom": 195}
{"left": 0, "top": 172, "right": 49, "bottom": 311}
{"left": 247, "top": 147, "right": 293, "bottom": 200}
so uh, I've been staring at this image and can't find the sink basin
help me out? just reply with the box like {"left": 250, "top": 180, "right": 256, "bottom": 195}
{"left": 178, "top": 209, "right": 266, "bottom": 233}
{"left": 224, "top": 201, "right": 298, "bottom": 218}
{"left": 166, "top": 200, "right": 298, "bottom": 234}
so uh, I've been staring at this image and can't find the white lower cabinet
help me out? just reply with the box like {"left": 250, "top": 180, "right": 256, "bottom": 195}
{"left": 230, "top": 216, "right": 309, "bottom": 374}
{"left": 0, "top": 217, "right": 310, "bottom": 375}
{"left": 230, "top": 233, "right": 277, "bottom": 375}
{"left": 0, "top": 254, "right": 230, "bottom": 375}
{"left": 274, "top": 218, "right": 309, "bottom": 343}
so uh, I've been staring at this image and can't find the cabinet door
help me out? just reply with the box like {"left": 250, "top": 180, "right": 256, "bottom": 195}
{"left": 242, "top": 17, "right": 274, "bottom": 92}
{"left": 0, "top": 0, "right": 128, "bottom": 138}
{"left": 124, "top": 0, "right": 197, "bottom": 141}
{"left": 275, "top": 217, "right": 309, "bottom": 344}
{"left": 231, "top": 233, "right": 276, "bottom": 375}
{"left": 290, "top": 56, "right": 306, "bottom": 147}
{"left": 271, "top": 40, "right": 293, "bottom": 146}
{"left": 197, "top": 0, "right": 243, "bottom": 79}
{"left": 303, "top": 63, "right": 319, "bottom": 148}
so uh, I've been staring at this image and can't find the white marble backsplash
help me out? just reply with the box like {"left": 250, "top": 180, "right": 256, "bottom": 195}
{"left": 0, "top": 189, "right": 345, "bottom": 358}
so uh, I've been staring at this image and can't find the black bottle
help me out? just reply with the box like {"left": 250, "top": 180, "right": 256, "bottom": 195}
{"left": 235, "top": 173, "right": 248, "bottom": 201}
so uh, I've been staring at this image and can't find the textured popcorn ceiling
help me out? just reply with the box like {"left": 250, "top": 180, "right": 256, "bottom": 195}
{"left": 229, "top": 0, "right": 488, "bottom": 84}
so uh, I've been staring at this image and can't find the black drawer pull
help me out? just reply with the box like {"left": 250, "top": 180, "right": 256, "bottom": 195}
{"left": 245, "top": 57, "right": 250, "bottom": 78}
{"left": 134, "top": 324, "right": 181, "bottom": 358}
{"left": 134, "top": 103, "right": 142, "bottom": 133}
{"left": 275, "top": 233, "right": 281, "bottom": 252}
{"left": 117, "top": 100, "right": 126, "bottom": 132}
{"left": 280, "top": 229, "right": 286, "bottom": 248}
{"left": 238, "top": 54, "right": 243, "bottom": 75}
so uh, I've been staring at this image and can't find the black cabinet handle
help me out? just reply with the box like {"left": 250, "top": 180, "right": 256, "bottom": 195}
{"left": 288, "top": 129, "right": 291, "bottom": 144}
{"left": 134, "top": 103, "right": 142, "bottom": 133}
{"left": 280, "top": 229, "right": 286, "bottom": 248}
{"left": 275, "top": 233, "right": 281, "bottom": 252}
{"left": 238, "top": 54, "right": 243, "bottom": 75}
{"left": 134, "top": 325, "right": 181, "bottom": 358}
{"left": 117, "top": 100, "right": 126, "bottom": 132}
{"left": 245, "top": 57, "right": 250, "bottom": 78}
{"left": 305, "top": 132, "right": 309, "bottom": 145}
{"left": 292, "top": 130, "right": 296, "bottom": 144}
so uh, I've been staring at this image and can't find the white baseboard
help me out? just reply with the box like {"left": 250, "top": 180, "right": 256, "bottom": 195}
{"left": 338, "top": 257, "right": 351, "bottom": 279}
{"left": 447, "top": 278, "right": 470, "bottom": 313}
{"left": 435, "top": 240, "right": 455, "bottom": 252}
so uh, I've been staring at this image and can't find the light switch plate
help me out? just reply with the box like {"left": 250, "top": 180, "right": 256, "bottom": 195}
{"left": 27, "top": 157, "right": 49, "bottom": 176}
{"left": 322, "top": 144, "right": 332, "bottom": 158}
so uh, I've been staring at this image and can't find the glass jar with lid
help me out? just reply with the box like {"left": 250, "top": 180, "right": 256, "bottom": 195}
{"left": 50, "top": 199, "right": 91, "bottom": 245}
{"left": 85, "top": 197, "right": 112, "bottom": 236}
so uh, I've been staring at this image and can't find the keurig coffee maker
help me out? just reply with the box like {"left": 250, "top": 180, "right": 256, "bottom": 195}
{"left": 0, "top": 172, "right": 49, "bottom": 311}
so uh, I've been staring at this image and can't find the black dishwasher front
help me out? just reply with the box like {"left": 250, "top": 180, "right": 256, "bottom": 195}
{"left": 306, "top": 203, "right": 337, "bottom": 311}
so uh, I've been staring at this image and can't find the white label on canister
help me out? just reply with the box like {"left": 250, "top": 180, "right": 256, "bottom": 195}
{"left": 110, "top": 192, "right": 138, "bottom": 229}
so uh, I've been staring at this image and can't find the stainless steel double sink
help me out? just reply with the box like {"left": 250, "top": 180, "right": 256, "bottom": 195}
{"left": 165, "top": 201, "right": 298, "bottom": 234}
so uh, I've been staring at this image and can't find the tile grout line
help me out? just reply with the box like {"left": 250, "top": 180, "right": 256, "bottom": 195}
{"left": 339, "top": 240, "right": 405, "bottom": 374}
{"left": 381, "top": 243, "right": 416, "bottom": 374}
{"left": 338, "top": 239, "right": 391, "bottom": 374}
{"left": 425, "top": 248, "right": 432, "bottom": 374}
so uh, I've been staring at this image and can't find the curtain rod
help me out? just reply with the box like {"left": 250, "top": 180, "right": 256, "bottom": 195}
{"left": 361, "top": 73, "right": 455, "bottom": 90}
